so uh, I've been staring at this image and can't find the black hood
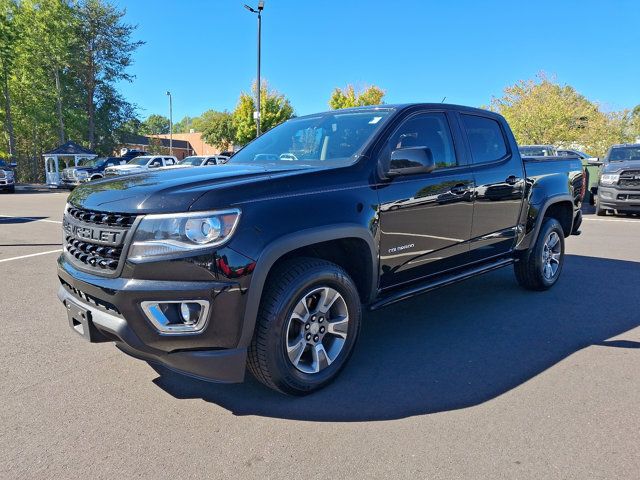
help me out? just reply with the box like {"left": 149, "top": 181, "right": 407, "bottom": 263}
{"left": 602, "top": 160, "right": 640, "bottom": 173}
{"left": 67, "top": 164, "right": 314, "bottom": 213}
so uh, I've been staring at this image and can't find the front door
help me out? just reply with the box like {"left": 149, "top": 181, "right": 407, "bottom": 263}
{"left": 377, "top": 111, "right": 475, "bottom": 289}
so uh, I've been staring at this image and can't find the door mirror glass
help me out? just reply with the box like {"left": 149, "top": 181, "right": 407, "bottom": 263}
{"left": 388, "top": 147, "right": 435, "bottom": 176}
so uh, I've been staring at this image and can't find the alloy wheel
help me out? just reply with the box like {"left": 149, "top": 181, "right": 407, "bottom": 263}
{"left": 541, "top": 231, "right": 562, "bottom": 280}
{"left": 285, "top": 286, "right": 349, "bottom": 374}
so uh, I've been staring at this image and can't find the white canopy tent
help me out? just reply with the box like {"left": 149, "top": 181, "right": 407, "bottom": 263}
{"left": 43, "top": 141, "right": 97, "bottom": 188}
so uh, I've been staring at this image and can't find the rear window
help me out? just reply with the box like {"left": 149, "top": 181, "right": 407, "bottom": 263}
{"left": 461, "top": 114, "right": 508, "bottom": 163}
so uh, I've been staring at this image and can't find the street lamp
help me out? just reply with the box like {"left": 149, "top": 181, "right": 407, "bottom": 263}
{"left": 166, "top": 90, "right": 173, "bottom": 155}
{"left": 244, "top": 1, "right": 264, "bottom": 137}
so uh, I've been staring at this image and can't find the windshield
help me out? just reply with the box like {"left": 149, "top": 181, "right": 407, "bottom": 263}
{"left": 228, "top": 109, "right": 393, "bottom": 167}
{"left": 179, "top": 156, "right": 205, "bottom": 166}
{"left": 77, "top": 158, "right": 100, "bottom": 167}
{"left": 0, "top": 160, "right": 6, "bottom": 167}
{"left": 127, "top": 156, "right": 151, "bottom": 166}
{"left": 607, "top": 146, "right": 640, "bottom": 162}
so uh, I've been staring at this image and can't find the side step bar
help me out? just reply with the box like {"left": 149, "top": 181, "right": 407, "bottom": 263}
{"left": 369, "top": 258, "right": 514, "bottom": 311}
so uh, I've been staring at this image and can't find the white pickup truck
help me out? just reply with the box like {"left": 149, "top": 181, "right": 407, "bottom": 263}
{"left": 104, "top": 155, "right": 178, "bottom": 177}
{"left": 173, "top": 155, "right": 230, "bottom": 167}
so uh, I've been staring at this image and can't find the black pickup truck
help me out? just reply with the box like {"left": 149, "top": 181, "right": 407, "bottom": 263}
{"left": 57, "top": 104, "right": 584, "bottom": 395}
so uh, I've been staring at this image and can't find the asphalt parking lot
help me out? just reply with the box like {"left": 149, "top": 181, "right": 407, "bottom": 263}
{"left": 1, "top": 190, "right": 639, "bottom": 480}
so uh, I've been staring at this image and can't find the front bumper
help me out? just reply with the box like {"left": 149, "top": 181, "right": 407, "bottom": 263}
{"left": 597, "top": 186, "right": 640, "bottom": 211}
{"left": 61, "top": 179, "right": 86, "bottom": 188}
{"left": 0, "top": 178, "right": 15, "bottom": 189}
{"left": 57, "top": 256, "right": 251, "bottom": 383}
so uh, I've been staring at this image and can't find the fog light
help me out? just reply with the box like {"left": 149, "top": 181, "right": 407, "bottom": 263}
{"left": 180, "top": 302, "right": 201, "bottom": 325}
{"left": 141, "top": 300, "right": 209, "bottom": 334}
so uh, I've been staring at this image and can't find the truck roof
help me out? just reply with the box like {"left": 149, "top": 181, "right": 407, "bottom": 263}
{"left": 295, "top": 103, "right": 501, "bottom": 120}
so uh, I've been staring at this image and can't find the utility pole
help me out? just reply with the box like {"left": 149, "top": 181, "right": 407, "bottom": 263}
{"left": 244, "top": 1, "right": 264, "bottom": 137}
{"left": 166, "top": 91, "right": 173, "bottom": 154}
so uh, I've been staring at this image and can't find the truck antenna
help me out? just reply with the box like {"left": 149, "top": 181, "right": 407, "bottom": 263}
{"left": 441, "top": 96, "right": 447, "bottom": 103}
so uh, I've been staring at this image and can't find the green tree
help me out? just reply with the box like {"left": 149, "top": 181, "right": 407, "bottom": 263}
{"left": 140, "top": 114, "right": 170, "bottom": 135}
{"left": 490, "top": 73, "right": 633, "bottom": 156}
{"left": 0, "top": 0, "right": 18, "bottom": 160}
{"left": 631, "top": 105, "right": 640, "bottom": 140}
{"left": 172, "top": 115, "right": 195, "bottom": 133}
{"left": 328, "top": 84, "right": 385, "bottom": 110}
{"left": 75, "top": 0, "right": 143, "bottom": 149}
{"left": 201, "top": 111, "right": 235, "bottom": 150}
{"left": 232, "top": 81, "right": 294, "bottom": 145}
{"left": 21, "top": 0, "right": 80, "bottom": 144}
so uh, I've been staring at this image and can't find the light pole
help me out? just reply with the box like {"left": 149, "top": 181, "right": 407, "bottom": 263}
{"left": 166, "top": 90, "right": 173, "bottom": 154}
{"left": 244, "top": 1, "right": 264, "bottom": 137}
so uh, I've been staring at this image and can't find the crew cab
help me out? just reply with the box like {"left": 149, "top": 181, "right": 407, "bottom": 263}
{"left": 594, "top": 143, "right": 640, "bottom": 216}
{"left": 57, "top": 104, "right": 584, "bottom": 395}
{"left": 0, "top": 160, "right": 16, "bottom": 193}
{"left": 104, "top": 155, "right": 177, "bottom": 176}
{"left": 173, "top": 155, "right": 230, "bottom": 168}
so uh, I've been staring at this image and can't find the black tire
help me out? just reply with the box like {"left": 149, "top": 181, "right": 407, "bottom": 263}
{"left": 595, "top": 195, "right": 607, "bottom": 216}
{"left": 247, "top": 257, "right": 361, "bottom": 395}
{"left": 8, "top": 186, "right": 15, "bottom": 193}
{"left": 514, "top": 217, "right": 565, "bottom": 291}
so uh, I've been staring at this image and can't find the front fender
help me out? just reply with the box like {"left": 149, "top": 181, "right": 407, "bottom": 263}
{"left": 236, "top": 224, "right": 378, "bottom": 348}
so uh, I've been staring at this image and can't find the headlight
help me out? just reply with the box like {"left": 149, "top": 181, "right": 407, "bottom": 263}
{"left": 600, "top": 174, "right": 619, "bottom": 185}
{"left": 128, "top": 209, "right": 241, "bottom": 262}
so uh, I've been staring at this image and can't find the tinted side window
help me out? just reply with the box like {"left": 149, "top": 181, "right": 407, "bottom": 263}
{"left": 387, "top": 112, "right": 457, "bottom": 169}
{"left": 461, "top": 114, "right": 508, "bottom": 164}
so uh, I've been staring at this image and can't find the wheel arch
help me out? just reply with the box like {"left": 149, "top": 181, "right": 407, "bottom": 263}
{"left": 519, "top": 194, "right": 574, "bottom": 251}
{"left": 237, "top": 225, "right": 377, "bottom": 348}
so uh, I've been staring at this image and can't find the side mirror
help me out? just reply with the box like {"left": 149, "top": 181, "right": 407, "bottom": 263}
{"left": 9, "top": 162, "right": 17, "bottom": 168}
{"left": 388, "top": 147, "right": 435, "bottom": 177}
{"left": 587, "top": 157, "right": 602, "bottom": 166}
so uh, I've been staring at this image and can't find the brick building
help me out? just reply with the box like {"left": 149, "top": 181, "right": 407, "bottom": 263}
{"left": 119, "top": 132, "right": 230, "bottom": 160}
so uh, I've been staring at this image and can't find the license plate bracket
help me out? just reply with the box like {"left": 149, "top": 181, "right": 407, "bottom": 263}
{"left": 66, "top": 300, "right": 104, "bottom": 342}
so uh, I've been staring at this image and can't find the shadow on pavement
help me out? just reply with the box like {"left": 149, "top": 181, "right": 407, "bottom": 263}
{"left": 0, "top": 217, "right": 49, "bottom": 224}
{"left": 151, "top": 254, "right": 640, "bottom": 422}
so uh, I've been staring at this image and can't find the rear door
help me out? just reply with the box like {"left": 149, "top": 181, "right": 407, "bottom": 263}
{"left": 458, "top": 113, "right": 525, "bottom": 261}
{"left": 377, "top": 110, "right": 475, "bottom": 289}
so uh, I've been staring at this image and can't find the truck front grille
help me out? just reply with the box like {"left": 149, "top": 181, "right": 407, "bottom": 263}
{"left": 63, "top": 206, "right": 137, "bottom": 275}
{"left": 619, "top": 170, "right": 640, "bottom": 188}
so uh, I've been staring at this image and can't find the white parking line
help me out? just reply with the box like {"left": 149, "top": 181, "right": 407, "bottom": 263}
{"left": 0, "top": 214, "right": 62, "bottom": 224}
{"left": 0, "top": 249, "right": 62, "bottom": 263}
{"left": 582, "top": 217, "right": 640, "bottom": 224}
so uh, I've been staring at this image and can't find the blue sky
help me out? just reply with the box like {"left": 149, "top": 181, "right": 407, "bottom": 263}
{"left": 113, "top": 0, "right": 640, "bottom": 121}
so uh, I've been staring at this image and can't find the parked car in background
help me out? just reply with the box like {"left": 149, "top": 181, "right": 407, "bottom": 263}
{"left": 0, "top": 160, "right": 16, "bottom": 193}
{"left": 62, "top": 157, "right": 128, "bottom": 187}
{"left": 174, "top": 155, "right": 230, "bottom": 168}
{"left": 557, "top": 149, "right": 602, "bottom": 204}
{"left": 519, "top": 145, "right": 558, "bottom": 157}
{"left": 62, "top": 149, "right": 150, "bottom": 188}
{"left": 58, "top": 103, "right": 584, "bottom": 395}
{"left": 594, "top": 144, "right": 640, "bottom": 216}
{"left": 104, "top": 155, "right": 177, "bottom": 177}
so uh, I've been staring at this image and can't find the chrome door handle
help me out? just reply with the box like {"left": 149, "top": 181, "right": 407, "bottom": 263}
{"left": 505, "top": 175, "right": 521, "bottom": 185}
